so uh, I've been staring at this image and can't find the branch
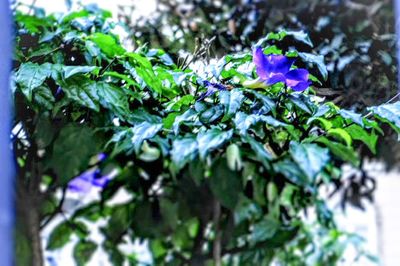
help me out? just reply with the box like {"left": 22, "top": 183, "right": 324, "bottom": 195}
{"left": 40, "top": 188, "right": 67, "bottom": 229}
{"left": 213, "top": 200, "right": 222, "bottom": 266}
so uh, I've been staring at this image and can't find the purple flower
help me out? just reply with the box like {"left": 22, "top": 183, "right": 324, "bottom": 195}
{"left": 68, "top": 169, "right": 110, "bottom": 193}
{"left": 97, "top": 153, "right": 107, "bottom": 162}
{"left": 253, "top": 47, "right": 311, "bottom": 91}
{"left": 198, "top": 80, "right": 227, "bottom": 100}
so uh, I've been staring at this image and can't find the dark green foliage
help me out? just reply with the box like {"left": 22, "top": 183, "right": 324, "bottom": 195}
{"left": 12, "top": 5, "right": 397, "bottom": 266}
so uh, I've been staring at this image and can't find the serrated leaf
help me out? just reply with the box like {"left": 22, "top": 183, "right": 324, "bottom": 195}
{"left": 15, "top": 62, "right": 53, "bottom": 100}
{"left": 33, "top": 86, "right": 55, "bottom": 110}
{"left": 59, "top": 77, "right": 100, "bottom": 111}
{"left": 96, "top": 82, "right": 129, "bottom": 118}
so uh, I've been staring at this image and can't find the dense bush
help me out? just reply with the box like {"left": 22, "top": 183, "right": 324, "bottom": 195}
{"left": 13, "top": 5, "right": 400, "bottom": 266}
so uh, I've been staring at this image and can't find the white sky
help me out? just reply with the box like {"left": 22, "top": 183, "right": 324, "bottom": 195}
{"left": 19, "top": 0, "right": 156, "bottom": 17}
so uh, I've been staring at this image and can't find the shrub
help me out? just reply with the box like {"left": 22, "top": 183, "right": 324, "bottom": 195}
{"left": 13, "top": 5, "right": 397, "bottom": 265}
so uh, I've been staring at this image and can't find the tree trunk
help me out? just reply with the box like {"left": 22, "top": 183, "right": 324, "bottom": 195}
{"left": 16, "top": 181, "right": 43, "bottom": 266}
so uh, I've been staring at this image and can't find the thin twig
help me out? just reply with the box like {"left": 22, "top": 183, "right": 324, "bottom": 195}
{"left": 40, "top": 188, "right": 67, "bottom": 229}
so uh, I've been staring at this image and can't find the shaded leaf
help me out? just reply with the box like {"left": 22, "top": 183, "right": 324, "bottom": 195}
{"left": 197, "top": 128, "right": 233, "bottom": 159}
{"left": 289, "top": 142, "right": 330, "bottom": 181}
{"left": 209, "top": 159, "right": 242, "bottom": 209}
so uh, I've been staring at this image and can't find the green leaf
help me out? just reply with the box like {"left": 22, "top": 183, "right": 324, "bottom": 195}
{"left": 89, "top": 33, "right": 125, "bottom": 57}
{"left": 163, "top": 112, "right": 179, "bottom": 129}
{"left": 33, "top": 86, "right": 55, "bottom": 110}
{"left": 289, "top": 142, "right": 330, "bottom": 181}
{"left": 327, "top": 128, "right": 352, "bottom": 146}
{"left": 273, "top": 159, "right": 309, "bottom": 186}
{"left": 96, "top": 82, "right": 130, "bottom": 117}
{"left": 247, "top": 90, "right": 276, "bottom": 115}
{"left": 62, "top": 10, "right": 90, "bottom": 23}
{"left": 49, "top": 125, "right": 98, "bottom": 183}
{"left": 314, "top": 137, "right": 359, "bottom": 166}
{"left": 15, "top": 63, "right": 53, "bottom": 100}
{"left": 286, "top": 30, "right": 314, "bottom": 47}
{"left": 288, "top": 94, "right": 315, "bottom": 114}
{"left": 47, "top": 222, "right": 74, "bottom": 250}
{"left": 171, "top": 136, "right": 198, "bottom": 170}
{"left": 59, "top": 77, "right": 100, "bottom": 111}
{"left": 166, "top": 95, "right": 195, "bottom": 111}
{"left": 63, "top": 65, "right": 99, "bottom": 79}
{"left": 209, "top": 159, "right": 242, "bottom": 209}
{"left": 172, "top": 108, "right": 198, "bottom": 134}
{"left": 234, "top": 196, "right": 261, "bottom": 224}
{"left": 131, "top": 122, "right": 163, "bottom": 153}
{"left": 126, "top": 53, "right": 164, "bottom": 95}
{"left": 234, "top": 112, "right": 286, "bottom": 135}
{"left": 339, "top": 109, "right": 364, "bottom": 127}
{"left": 299, "top": 52, "right": 328, "bottom": 80}
{"left": 73, "top": 240, "right": 97, "bottom": 266}
{"left": 219, "top": 89, "right": 245, "bottom": 117}
{"left": 197, "top": 128, "right": 233, "bottom": 159}
{"left": 368, "top": 101, "right": 400, "bottom": 131}
{"left": 345, "top": 124, "right": 378, "bottom": 154}
{"left": 16, "top": 12, "right": 49, "bottom": 33}
{"left": 242, "top": 135, "right": 273, "bottom": 168}
{"left": 250, "top": 216, "right": 280, "bottom": 244}
{"left": 199, "top": 105, "right": 224, "bottom": 124}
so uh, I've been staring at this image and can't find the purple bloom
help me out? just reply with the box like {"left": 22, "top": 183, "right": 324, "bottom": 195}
{"left": 198, "top": 80, "right": 227, "bottom": 100}
{"left": 253, "top": 47, "right": 311, "bottom": 91}
{"left": 97, "top": 153, "right": 107, "bottom": 162}
{"left": 68, "top": 169, "right": 110, "bottom": 193}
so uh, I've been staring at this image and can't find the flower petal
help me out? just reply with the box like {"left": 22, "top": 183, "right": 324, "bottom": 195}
{"left": 291, "top": 81, "right": 311, "bottom": 91}
{"left": 266, "top": 73, "right": 286, "bottom": 85}
{"left": 198, "top": 81, "right": 226, "bottom": 101}
{"left": 267, "top": 55, "right": 295, "bottom": 75}
{"left": 285, "top": 69, "right": 309, "bottom": 88}
{"left": 92, "top": 174, "right": 110, "bottom": 188}
{"left": 68, "top": 174, "right": 93, "bottom": 193}
{"left": 253, "top": 47, "right": 270, "bottom": 80}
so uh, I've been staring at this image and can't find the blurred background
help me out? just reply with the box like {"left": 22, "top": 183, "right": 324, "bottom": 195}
{"left": 14, "top": 0, "right": 400, "bottom": 265}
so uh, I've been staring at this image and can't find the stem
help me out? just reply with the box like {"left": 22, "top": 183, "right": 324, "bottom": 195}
{"left": 213, "top": 200, "right": 222, "bottom": 266}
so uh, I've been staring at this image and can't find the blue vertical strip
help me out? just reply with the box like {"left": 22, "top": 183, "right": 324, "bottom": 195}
{"left": 396, "top": 0, "right": 400, "bottom": 91}
{"left": 0, "top": 0, "right": 13, "bottom": 265}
